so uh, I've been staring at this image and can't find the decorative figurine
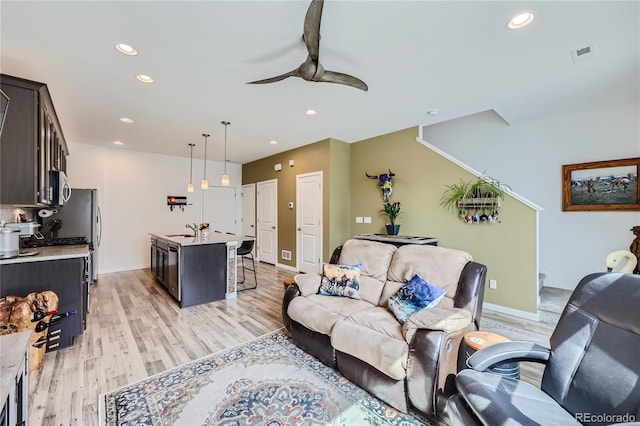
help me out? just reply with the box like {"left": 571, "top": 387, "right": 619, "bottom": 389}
{"left": 366, "top": 170, "right": 395, "bottom": 202}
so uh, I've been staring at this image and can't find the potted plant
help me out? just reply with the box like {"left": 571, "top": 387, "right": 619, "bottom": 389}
{"left": 199, "top": 222, "right": 210, "bottom": 238}
{"left": 470, "top": 175, "right": 510, "bottom": 200}
{"left": 381, "top": 201, "right": 402, "bottom": 235}
{"left": 440, "top": 175, "right": 510, "bottom": 223}
{"left": 440, "top": 179, "right": 473, "bottom": 213}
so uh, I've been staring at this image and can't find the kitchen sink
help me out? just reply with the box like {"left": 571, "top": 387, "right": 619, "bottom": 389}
{"left": 165, "top": 234, "right": 195, "bottom": 238}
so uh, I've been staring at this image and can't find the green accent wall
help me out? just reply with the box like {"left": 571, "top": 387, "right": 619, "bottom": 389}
{"left": 329, "top": 139, "right": 351, "bottom": 252}
{"left": 242, "top": 138, "right": 351, "bottom": 267}
{"left": 243, "top": 126, "right": 538, "bottom": 314}
{"left": 349, "top": 127, "right": 538, "bottom": 313}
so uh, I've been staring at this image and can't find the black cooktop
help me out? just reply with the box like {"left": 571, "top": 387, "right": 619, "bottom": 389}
{"left": 21, "top": 236, "right": 88, "bottom": 248}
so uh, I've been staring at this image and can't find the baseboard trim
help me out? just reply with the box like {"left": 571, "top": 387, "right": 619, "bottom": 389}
{"left": 483, "top": 302, "right": 539, "bottom": 322}
{"left": 99, "top": 264, "right": 149, "bottom": 274}
{"left": 276, "top": 263, "right": 298, "bottom": 272}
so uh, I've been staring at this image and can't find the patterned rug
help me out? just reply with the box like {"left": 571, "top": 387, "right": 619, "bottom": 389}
{"left": 99, "top": 329, "right": 433, "bottom": 425}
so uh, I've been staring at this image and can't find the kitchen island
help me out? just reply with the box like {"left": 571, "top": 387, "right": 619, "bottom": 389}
{"left": 149, "top": 233, "right": 250, "bottom": 307}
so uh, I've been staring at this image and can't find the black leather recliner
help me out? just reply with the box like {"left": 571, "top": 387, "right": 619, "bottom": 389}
{"left": 447, "top": 272, "right": 640, "bottom": 425}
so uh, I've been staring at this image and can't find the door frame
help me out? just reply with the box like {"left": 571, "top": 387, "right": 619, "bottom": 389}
{"left": 296, "top": 171, "right": 323, "bottom": 273}
{"left": 256, "top": 179, "right": 278, "bottom": 264}
{"left": 241, "top": 183, "right": 256, "bottom": 237}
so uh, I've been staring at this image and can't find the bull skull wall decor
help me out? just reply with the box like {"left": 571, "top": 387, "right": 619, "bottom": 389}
{"left": 366, "top": 170, "right": 395, "bottom": 202}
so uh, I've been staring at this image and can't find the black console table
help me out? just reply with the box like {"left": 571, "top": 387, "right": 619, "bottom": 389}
{"left": 354, "top": 234, "right": 438, "bottom": 246}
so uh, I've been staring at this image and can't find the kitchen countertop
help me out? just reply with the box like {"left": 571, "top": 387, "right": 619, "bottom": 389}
{"left": 0, "top": 244, "right": 90, "bottom": 265}
{"left": 150, "top": 232, "right": 254, "bottom": 247}
{"left": 0, "top": 331, "right": 31, "bottom": 406}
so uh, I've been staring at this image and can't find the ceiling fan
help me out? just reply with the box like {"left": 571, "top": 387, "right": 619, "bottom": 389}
{"left": 247, "top": 0, "right": 368, "bottom": 92}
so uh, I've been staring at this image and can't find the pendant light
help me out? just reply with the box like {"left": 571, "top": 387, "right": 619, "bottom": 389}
{"left": 221, "top": 121, "right": 230, "bottom": 186}
{"left": 187, "top": 143, "right": 195, "bottom": 193}
{"left": 200, "top": 133, "right": 210, "bottom": 189}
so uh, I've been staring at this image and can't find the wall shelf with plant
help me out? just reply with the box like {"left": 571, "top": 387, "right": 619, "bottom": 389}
{"left": 440, "top": 175, "right": 510, "bottom": 224}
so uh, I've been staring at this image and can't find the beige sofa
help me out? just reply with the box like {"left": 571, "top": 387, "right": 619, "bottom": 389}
{"left": 282, "top": 239, "right": 487, "bottom": 419}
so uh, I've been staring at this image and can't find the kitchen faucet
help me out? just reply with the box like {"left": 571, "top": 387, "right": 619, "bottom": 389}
{"left": 185, "top": 223, "right": 198, "bottom": 237}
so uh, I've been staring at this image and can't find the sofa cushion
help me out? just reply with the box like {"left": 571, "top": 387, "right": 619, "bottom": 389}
{"left": 388, "top": 274, "right": 446, "bottom": 323}
{"left": 331, "top": 307, "right": 408, "bottom": 380}
{"left": 319, "top": 263, "right": 362, "bottom": 299}
{"left": 294, "top": 273, "right": 323, "bottom": 296}
{"left": 287, "top": 294, "right": 375, "bottom": 335}
{"left": 381, "top": 280, "right": 455, "bottom": 310}
{"left": 338, "top": 239, "right": 397, "bottom": 305}
{"left": 385, "top": 245, "right": 472, "bottom": 304}
{"left": 402, "top": 307, "right": 472, "bottom": 343}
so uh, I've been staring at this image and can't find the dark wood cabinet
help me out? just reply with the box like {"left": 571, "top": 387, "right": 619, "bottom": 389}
{"left": 150, "top": 237, "right": 158, "bottom": 278}
{"left": 150, "top": 238, "right": 177, "bottom": 296}
{"left": 150, "top": 236, "right": 227, "bottom": 308}
{"left": 181, "top": 243, "right": 226, "bottom": 307}
{"left": 0, "top": 74, "right": 68, "bottom": 206}
{"left": 152, "top": 239, "right": 168, "bottom": 286}
{"left": 0, "top": 257, "right": 87, "bottom": 351}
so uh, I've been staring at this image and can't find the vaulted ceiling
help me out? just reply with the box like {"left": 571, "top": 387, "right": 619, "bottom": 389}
{"left": 1, "top": 1, "right": 638, "bottom": 164}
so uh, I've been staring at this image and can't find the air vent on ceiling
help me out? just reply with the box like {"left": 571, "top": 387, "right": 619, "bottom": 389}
{"left": 571, "top": 44, "right": 596, "bottom": 64}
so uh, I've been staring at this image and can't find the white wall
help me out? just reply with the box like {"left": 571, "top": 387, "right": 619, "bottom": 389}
{"left": 423, "top": 100, "right": 640, "bottom": 290}
{"left": 66, "top": 142, "right": 242, "bottom": 274}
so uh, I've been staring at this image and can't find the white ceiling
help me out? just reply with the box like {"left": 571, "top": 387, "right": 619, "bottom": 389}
{"left": 1, "top": 1, "right": 638, "bottom": 164}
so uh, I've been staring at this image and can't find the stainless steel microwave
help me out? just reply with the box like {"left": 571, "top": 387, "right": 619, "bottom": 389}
{"left": 49, "top": 170, "right": 71, "bottom": 206}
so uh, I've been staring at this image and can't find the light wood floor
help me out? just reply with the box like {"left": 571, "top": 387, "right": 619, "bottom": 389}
{"left": 28, "top": 263, "right": 556, "bottom": 425}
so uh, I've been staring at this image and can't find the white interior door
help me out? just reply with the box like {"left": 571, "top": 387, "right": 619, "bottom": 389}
{"left": 257, "top": 179, "right": 277, "bottom": 264}
{"left": 203, "top": 186, "right": 236, "bottom": 233}
{"left": 297, "top": 171, "right": 323, "bottom": 273}
{"left": 242, "top": 183, "right": 256, "bottom": 237}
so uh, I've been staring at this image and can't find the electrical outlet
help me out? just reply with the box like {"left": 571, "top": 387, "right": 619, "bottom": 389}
{"left": 489, "top": 279, "right": 497, "bottom": 289}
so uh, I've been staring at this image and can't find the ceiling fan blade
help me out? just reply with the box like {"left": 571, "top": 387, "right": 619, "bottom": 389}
{"left": 246, "top": 69, "right": 301, "bottom": 85}
{"left": 318, "top": 70, "right": 369, "bottom": 92}
{"left": 303, "top": 0, "right": 323, "bottom": 61}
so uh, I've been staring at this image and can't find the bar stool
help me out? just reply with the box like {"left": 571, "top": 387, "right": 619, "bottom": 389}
{"left": 237, "top": 239, "right": 257, "bottom": 291}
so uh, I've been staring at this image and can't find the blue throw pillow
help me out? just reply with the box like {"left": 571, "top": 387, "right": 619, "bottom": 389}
{"left": 319, "top": 263, "right": 362, "bottom": 299}
{"left": 388, "top": 274, "right": 446, "bottom": 323}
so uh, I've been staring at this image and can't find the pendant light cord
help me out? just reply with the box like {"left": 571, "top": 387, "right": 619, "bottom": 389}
{"left": 188, "top": 143, "right": 195, "bottom": 182}
{"left": 202, "top": 133, "right": 209, "bottom": 178}
{"left": 224, "top": 125, "right": 227, "bottom": 174}
{"left": 221, "top": 121, "right": 230, "bottom": 173}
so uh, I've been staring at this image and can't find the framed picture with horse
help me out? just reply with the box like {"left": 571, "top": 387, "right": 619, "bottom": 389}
{"left": 562, "top": 157, "right": 640, "bottom": 211}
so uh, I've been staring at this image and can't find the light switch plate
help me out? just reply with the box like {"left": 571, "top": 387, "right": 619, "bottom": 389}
{"left": 355, "top": 217, "right": 363, "bottom": 223}
{"left": 364, "top": 217, "right": 372, "bottom": 223}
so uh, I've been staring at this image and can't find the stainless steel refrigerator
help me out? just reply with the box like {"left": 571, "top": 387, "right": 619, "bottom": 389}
{"left": 42, "top": 188, "right": 101, "bottom": 283}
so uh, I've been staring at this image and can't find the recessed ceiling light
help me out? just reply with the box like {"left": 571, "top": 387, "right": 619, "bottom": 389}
{"left": 269, "top": 140, "right": 278, "bottom": 145}
{"left": 507, "top": 12, "right": 534, "bottom": 29}
{"left": 119, "top": 117, "right": 134, "bottom": 123}
{"left": 113, "top": 141, "right": 124, "bottom": 146}
{"left": 135, "top": 74, "right": 154, "bottom": 83}
{"left": 115, "top": 43, "right": 138, "bottom": 56}
{"left": 305, "top": 109, "right": 317, "bottom": 116}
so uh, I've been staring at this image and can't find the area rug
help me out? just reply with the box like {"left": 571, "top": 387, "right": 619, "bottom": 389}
{"left": 99, "top": 329, "right": 433, "bottom": 425}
